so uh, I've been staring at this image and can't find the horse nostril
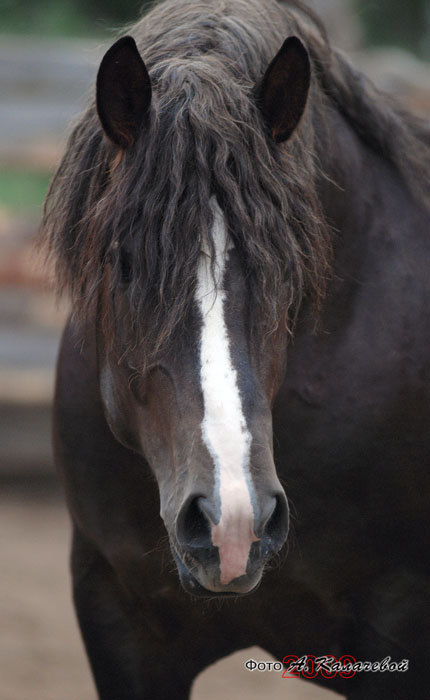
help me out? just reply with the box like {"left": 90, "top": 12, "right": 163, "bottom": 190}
{"left": 176, "top": 496, "right": 213, "bottom": 549}
{"left": 261, "top": 493, "right": 289, "bottom": 547}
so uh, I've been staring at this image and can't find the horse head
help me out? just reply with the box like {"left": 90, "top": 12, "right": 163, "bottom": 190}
{"left": 78, "top": 33, "right": 312, "bottom": 595}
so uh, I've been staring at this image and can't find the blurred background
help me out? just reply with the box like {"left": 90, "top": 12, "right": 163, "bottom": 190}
{"left": 0, "top": 1, "right": 429, "bottom": 699}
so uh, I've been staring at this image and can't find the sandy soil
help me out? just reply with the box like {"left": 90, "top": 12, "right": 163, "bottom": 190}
{"left": 0, "top": 492, "right": 344, "bottom": 700}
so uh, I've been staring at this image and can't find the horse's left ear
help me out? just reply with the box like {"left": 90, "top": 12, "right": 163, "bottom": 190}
{"left": 259, "top": 36, "right": 311, "bottom": 143}
{"left": 96, "top": 36, "right": 152, "bottom": 149}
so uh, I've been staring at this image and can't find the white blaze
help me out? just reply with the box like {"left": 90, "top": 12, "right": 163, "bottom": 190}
{"left": 196, "top": 199, "right": 258, "bottom": 585}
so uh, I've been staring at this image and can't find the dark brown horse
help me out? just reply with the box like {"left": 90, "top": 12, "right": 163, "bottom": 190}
{"left": 41, "top": 0, "right": 430, "bottom": 697}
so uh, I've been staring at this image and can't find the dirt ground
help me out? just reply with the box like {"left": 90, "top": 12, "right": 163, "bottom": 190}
{"left": 0, "top": 491, "right": 344, "bottom": 700}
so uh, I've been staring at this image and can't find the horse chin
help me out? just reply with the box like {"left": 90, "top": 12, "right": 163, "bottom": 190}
{"left": 172, "top": 547, "right": 262, "bottom": 598}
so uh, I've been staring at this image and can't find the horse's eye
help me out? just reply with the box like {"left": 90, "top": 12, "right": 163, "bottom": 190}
{"left": 130, "top": 364, "right": 174, "bottom": 407}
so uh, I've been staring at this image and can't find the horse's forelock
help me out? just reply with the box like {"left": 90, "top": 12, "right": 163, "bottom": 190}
{"left": 40, "top": 0, "right": 336, "bottom": 366}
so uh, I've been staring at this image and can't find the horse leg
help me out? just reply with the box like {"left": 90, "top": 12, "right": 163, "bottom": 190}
{"left": 71, "top": 528, "right": 194, "bottom": 700}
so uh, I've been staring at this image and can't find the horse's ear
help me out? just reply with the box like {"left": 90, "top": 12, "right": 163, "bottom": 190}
{"left": 259, "top": 36, "right": 311, "bottom": 143}
{"left": 96, "top": 36, "right": 152, "bottom": 149}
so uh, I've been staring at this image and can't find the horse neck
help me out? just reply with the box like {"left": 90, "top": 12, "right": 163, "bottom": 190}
{"left": 313, "top": 102, "right": 384, "bottom": 247}
{"left": 310, "top": 97, "right": 424, "bottom": 324}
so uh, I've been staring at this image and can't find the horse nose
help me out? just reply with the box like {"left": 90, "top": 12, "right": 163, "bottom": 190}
{"left": 253, "top": 491, "right": 289, "bottom": 547}
{"left": 175, "top": 491, "right": 289, "bottom": 560}
{"left": 175, "top": 494, "right": 214, "bottom": 549}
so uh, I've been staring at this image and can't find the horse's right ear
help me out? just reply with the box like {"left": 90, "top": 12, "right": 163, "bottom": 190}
{"left": 96, "top": 36, "right": 152, "bottom": 149}
{"left": 259, "top": 36, "right": 311, "bottom": 143}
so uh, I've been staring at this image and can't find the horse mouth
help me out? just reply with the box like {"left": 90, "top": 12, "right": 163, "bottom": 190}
{"left": 171, "top": 545, "right": 261, "bottom": 598}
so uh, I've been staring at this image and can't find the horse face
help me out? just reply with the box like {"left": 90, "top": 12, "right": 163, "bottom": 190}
{"left": 93, "top": 34, "right": 312, "bottom": 596}
{"left": 98, "top": 199, "right": 289, "bottom": 595}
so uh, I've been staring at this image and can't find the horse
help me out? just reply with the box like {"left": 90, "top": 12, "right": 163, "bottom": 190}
{"left": 41, "top": 0, "right": 430, "bottom": 697}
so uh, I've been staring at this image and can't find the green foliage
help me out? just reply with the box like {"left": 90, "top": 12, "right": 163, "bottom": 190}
{"left": 0, "top": 0, "right": 152, "bottom": 37}
{"left": 356, "top": 0, "right": 430, "bottom": 58}
{"left": 0, "top": 169, "right": 51, "bottom": 214}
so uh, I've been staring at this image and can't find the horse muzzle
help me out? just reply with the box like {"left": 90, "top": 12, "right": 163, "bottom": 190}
{"left": 171, "top": 490, "right": 289, "bottom": 596}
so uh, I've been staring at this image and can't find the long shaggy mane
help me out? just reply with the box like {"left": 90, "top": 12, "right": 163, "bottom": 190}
{"left": 40, "top": 0, "right": 429, "bottom": 365}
